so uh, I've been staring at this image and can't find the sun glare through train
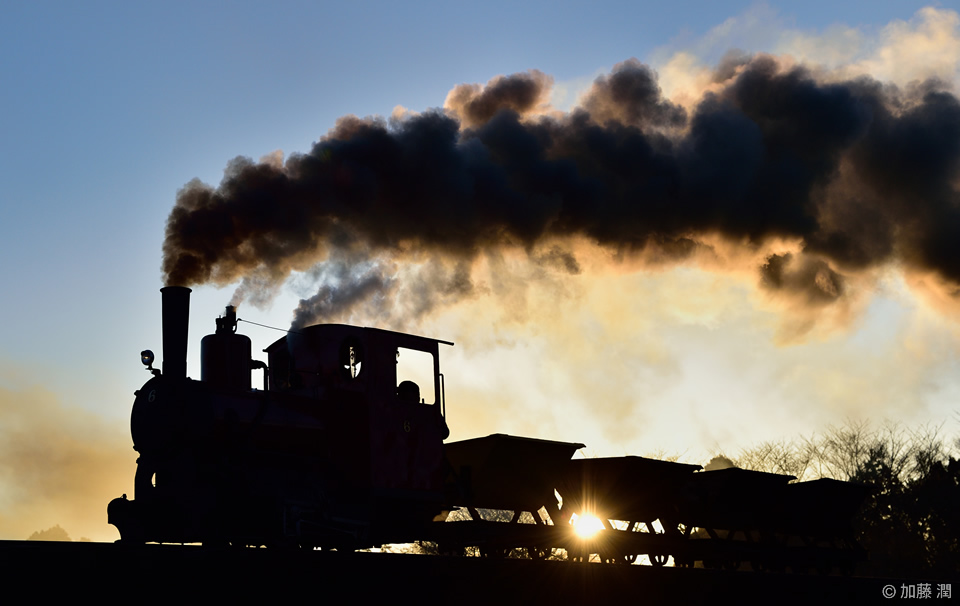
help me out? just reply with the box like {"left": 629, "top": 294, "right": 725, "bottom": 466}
{"left": 572, "top": 513, "right": 605, "bottom": 539}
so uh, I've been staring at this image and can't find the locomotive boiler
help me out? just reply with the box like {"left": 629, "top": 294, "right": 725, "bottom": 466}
{"left": 109, "top": 287, "right": 870, "bottom": 573}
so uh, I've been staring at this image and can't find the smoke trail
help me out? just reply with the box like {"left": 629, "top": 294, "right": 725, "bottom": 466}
{"left": 579, "top": 58, "right": 687, "bottom": 129}
{"left": 290, "top": 260, "right": 394, "bottom": 330}
{"left": 445, "top": 69, "right": 554, "bottom": 128}
{"left": 163, "top": 53, "right": 960, "bottom": 330}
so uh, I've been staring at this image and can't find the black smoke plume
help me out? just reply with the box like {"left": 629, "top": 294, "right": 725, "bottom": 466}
{"left": 163, "top": 56, "right": 960, "bottom": 329}
{"left": 445, "top": 69, "right": 553, "bottom": 128}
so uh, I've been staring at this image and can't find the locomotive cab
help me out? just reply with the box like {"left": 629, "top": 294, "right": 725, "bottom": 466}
{"left": 264, "top": 324, "right": 452, "bottom": 485}
{"left": 261, "top": 325, "right": 453, "bottom": 543}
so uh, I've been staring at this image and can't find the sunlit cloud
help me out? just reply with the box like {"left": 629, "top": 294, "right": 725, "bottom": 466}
{"left": 655, "top": 5, "right": 960, "bottom": 104}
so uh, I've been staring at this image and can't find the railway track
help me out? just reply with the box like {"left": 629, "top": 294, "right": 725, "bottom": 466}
{"left": 0, "top": 540, "right": 933, "bottom": 604}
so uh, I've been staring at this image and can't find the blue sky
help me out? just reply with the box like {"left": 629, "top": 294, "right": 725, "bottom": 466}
{"left": 1, "top": 1, "right": 958, "bottom": 541}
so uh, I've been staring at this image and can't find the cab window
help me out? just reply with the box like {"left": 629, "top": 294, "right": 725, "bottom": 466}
{"left": 396, "top": 347, "right": 435, "bottom": 404}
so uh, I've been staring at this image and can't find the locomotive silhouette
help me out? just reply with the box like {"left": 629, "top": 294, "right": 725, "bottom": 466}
{"left": 108, "top": 287, "right": 868, "bottom": 572}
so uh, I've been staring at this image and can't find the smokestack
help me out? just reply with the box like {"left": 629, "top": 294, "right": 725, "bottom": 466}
{"left": 160, "top": 286, "right": 191, "bottom": 379}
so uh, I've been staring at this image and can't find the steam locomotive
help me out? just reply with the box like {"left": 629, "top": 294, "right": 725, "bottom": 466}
{"left": 108, "top": 287, "right": 869, "bottom": 572}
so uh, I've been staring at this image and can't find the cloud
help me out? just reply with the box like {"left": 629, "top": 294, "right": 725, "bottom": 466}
{"left": 781, "top": 7, "right": 960, "bottom": 87}
{"left": 655, "top": 5, "right": 960, "bottom": 103}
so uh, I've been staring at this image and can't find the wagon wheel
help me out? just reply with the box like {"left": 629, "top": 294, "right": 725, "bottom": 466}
{"left": 528, "top": 546, "right": 549, "bottom": 560}
{"left": 436, "top": 542, "right": 458, "bottom": 556}
{"left": 755, "top": 558, "right": 784, "bottom": 573}
{"left": 480, "top": 546, "right": 508, "bottom": 558}
{"left": 650, "top": 554, "right": 668, "bottom": 567}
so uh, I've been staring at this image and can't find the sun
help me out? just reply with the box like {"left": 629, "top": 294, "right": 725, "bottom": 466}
{"left": 572, "top": 513, "right": 606, "bottom": 539}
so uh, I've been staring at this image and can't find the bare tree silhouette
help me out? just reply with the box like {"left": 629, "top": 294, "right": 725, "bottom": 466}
{"left": 731, "top": 419, "right": 959, "bottom": 577}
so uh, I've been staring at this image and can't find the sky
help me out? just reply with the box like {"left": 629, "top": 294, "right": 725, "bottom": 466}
{"left": 1, "top": 1, "right": 959, "bottom": 542}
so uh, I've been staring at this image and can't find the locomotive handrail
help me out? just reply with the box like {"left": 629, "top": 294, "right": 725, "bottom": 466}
{"left": 440, "top": 372, "right": 446, "bottom": 420}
